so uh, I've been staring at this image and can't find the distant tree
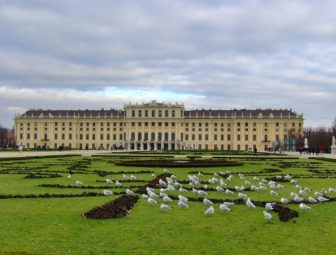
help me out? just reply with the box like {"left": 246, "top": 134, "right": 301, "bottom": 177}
{"left": 7, "top": 128, "right": 15, "bottom": 147}
{"left": 0, "top": 124, "right": 15, "bottom": 148}
{"left": 304, "top": 126, "right": 332, "bottom": 153}
{"left": 0, "top": 124, "right": 6, "bottom": 147}
{"left": 332, "top": 118, "right": 336, "bottom": 137}
{"left": 288, "top": 127, "right": 304, "bottom": 150}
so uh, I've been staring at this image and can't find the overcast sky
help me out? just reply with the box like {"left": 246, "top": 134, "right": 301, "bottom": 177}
{"left": 1, "top": 0, "right": 336, "bottom": 128}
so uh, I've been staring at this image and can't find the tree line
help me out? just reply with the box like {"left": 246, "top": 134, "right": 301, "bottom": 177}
{"left": 0, "top": 125, "right": 14, "bottom": 148}
{"left": 300, "top": 118, "right": 336, "bottom": 153}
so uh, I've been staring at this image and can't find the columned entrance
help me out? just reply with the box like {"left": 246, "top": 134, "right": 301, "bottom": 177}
{"left": 125, "top": 140, "right": 184, "bottom": 151}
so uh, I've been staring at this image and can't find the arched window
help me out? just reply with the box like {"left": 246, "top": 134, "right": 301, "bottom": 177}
{"left": 131, "top": 132, "right": 135, "bottom": 140}
{"left": 138, "top": 110, "right": 142, "bottom": 117}
{"left": 180, "top": 133, "right": 183, "bottom": 141}
{"left": 172, "top": 110, "right": 175, "bottom": 117}
{"left": 158, "top": 132, "right": 162, "bottom": 141}
{"left": 165, "top": 110, "right": 169, "bottom": 117}
{"left": 132, "top": 110, "right": 135, "bottom": 117}
{"left": 144, "top": 132, "right": 149, "bottom": 141}
{"left": 152, "top": 110, "right": 155, "bottom": 117}
{"left": 171, "top": 132, "right": 175, "bottom": 141}
{"left": 138, "top": 132, "right": 142, "bottom": 141}
{"left": 151, "top": 132, "right": 155, "bottom": 141}
{"left": 158, "top": 110, "right": 162, "bottom": 117}
{"left": 164, "top": 132, "right": 169, "bottom": 141}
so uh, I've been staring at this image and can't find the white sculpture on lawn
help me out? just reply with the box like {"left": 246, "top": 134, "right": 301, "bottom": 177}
{"left": 331, "top": 136, "right": 336, "bottom": 155}
{"left": 304, "top": 138, "right": 308, "bottom": 149}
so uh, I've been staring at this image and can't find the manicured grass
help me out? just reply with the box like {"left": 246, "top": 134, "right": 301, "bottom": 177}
{"left": 0, "top": 154, "right": 335, "bottom": 254}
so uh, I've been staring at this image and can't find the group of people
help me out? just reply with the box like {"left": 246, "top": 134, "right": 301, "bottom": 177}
{"left": 299, "top": 147, "right": 325, "bottom": 155}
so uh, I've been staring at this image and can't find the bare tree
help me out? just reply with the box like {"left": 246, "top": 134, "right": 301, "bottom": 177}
{"left": 332, "top": 118, "right": 336, "bottom": 137}
{"left": 0, "top": 124, "right": 6, "bottom": 147}
{"left": 304, "top": 126, "right": 332, "bottom": 153}
{"left": 0, "top": 124, "right": 15, "bottom": 148}
{"left": 288, "top": 127, "right": 304, "bottom": 150}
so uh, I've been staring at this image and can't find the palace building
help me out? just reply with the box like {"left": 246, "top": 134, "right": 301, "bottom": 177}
{"left": 14, "top": 100, "right": 304, "bottom": 151}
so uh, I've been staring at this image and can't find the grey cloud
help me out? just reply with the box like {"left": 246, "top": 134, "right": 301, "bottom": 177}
{"left": 0, "top": 0, "right": 336, "bottom": 127}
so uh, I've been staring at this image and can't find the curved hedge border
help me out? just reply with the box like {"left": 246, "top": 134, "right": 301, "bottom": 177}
{"left": 0, "top": 154, "right": 81, "bottom": 161}
{"left": 114, "top": 159, "right": 243, "bottom": 167}
{"left": 0, "top": 192, "right": 106, "bottom": 199}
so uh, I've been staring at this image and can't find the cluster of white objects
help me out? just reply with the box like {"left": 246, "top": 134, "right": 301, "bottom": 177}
{"left": 73, "top": 168, "right": 334, "bottom": 221}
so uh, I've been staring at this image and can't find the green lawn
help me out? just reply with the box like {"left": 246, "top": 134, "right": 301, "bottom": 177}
{"left": 0, "top": 154, "right": 335, "bottom": 254}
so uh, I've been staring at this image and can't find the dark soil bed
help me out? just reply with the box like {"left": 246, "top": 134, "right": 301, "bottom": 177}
{"left": 84, "top": 195, "right": 139, "bottom": 219}
{"left": 272, "top": 204, "right": 299, "bottom": 221}
{"left": 84, "top": 173, "right": 172, "bottom": 219}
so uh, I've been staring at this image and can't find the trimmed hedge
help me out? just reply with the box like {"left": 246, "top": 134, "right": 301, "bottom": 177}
{"left": 114, "top": 159, "right": 243, "bottom": 167}
{"left": 309, "top": 157, "right": 336, "bottom": 162}
{"left": 0, "top": 154, "right": 81, "bottom": 161}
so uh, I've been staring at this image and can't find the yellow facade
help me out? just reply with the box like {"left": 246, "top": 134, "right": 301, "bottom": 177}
{"left": 14, "top": 100, "right": 304, "bottom": 151}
